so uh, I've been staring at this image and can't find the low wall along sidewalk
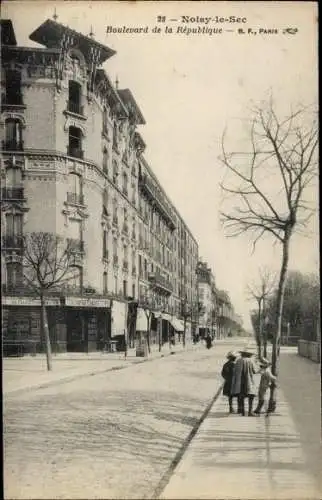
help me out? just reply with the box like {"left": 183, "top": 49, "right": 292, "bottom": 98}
{"left": 298, "top": 340, "right": 320, "bottom": 363}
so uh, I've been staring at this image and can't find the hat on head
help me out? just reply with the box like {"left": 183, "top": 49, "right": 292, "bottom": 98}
{"left": 226, "top": 351, "right": 237, "bottom": 359}
{"left": 239, "top": 346, "right": 256, "bottom": 356}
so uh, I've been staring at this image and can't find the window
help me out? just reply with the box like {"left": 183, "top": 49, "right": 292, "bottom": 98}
{"left": 102, "top": 148, "right": 109, "bottom": 174}
{"left": 103, "top": 230, "right": 108, "bottom": 259}
{"left": 113, "top": 121, "right": 118, "bottom": 150}
{"left": 112, "top": 160, "right": 118, "bottom": 184}
{"left": 4, "top": 214, "right": 23, "bottom": 248}
{"left": 112, "top": 198, "right": 118, "bottom": 225}
{"left": 67, "top": 173, "right": 83, "bottom": 205}
{"left": 102, "top": 107, "right": 109, "bottom": 136}
{"left": 122, "top": 172, "right": 128, "bottom": 196}
{"left": 132, "top": 283, "right": 135, "bottom": 299}
{"left": 113, "top": 238, "right": 118, "bottom": 258}
{"left": 68, "top": 81, "right": 82, "bottom": 115}
{"left": 6, "top": 262, "right": 23, "bottom": 289}
{"left": 139, "top": 255, "right": 142, "bottom": 277}
{"left": 5, "top": 70, "right": 22, "bottom": 105}
{"left": 123, "top": 280, "right": 128, "bottom": 298}
{"left": 4, "top": 119, "right": 23, "bottom": 150}
{"left": 68, "top": 126, "right": 83, "bottom": 159}
{"left": 102, "top": 188, "right": 109, "bottom": 216}
{"left": 69, "top": 266, "right": 83, "bottom": 291}
{"left": 103, "top": 272, "right": 108, "bottom": 294}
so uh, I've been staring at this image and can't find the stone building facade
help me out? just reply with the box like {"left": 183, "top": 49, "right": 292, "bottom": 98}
{"left": 1, "top": 18, "right": 198, "bottom": 353}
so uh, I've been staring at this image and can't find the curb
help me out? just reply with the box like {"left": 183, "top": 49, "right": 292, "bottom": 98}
{"left": 5, "top": 345, "right": 199, "bottom": 397}
{"left": 150, "top": 382, "right": 224, "bottom": 500}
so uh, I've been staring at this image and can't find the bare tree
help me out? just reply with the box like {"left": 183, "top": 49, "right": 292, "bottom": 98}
{"left": 220, "top": 100, "right": 318, "bottom": 411}
{"left": 23, "top": 232, "right": 78, "bottom": 371}
{"left": 246, "top": 267, "right": 276, "bottom": 358}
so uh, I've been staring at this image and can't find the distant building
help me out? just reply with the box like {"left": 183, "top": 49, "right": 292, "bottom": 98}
{"left": 1, "top": 18, "right": 198, "bottom": 353}
{"left": 196, "top": 261, "right": 217, "bottom": 338}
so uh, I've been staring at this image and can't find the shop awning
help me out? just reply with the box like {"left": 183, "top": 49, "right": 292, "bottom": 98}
{"left": 136, "top": 308, "right": 148, "bottom": 331}
{"left": 169, "top": 318, "right": 184, "bottom": 332}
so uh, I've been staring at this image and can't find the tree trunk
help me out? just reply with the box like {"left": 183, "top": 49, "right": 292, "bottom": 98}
{"left": 41, "top": 293, "right": 53, "bottom": 371}
{"left": 158, "top": 317, "right": 162, "bottom": 352}
{"left": 146, "top": 315, "right": 151, "bottom": 354}
{"left": 269, "top": 234, "right": 290, "bottom": 412}
{"left": 183, "top": 316, "right": 186, "bottom": 348}
{"left": 257, "top": 298, "right": 263, "bottom": 359}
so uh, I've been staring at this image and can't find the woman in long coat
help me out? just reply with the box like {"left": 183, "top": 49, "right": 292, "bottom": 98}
{"left": 221, "top": 351, "right": 238, "bottom": 413}
{"left": 231, "top": 349, "right": 258, "bottom": 416}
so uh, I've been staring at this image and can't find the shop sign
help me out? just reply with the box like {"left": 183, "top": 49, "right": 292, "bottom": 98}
{"left": 65, "top": 297, "right": 111, "bottom": 308}
{"left": 3, "top": 296, "right": 60, "bottom": 306}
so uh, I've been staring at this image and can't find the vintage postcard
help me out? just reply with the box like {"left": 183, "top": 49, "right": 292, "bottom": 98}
{"left": 2, "top": 1, "right": 320, "bottom": 499}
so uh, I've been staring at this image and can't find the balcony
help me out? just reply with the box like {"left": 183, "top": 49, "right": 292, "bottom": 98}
{"left": 2, "top": 235, "right": 24, "bottom": 249}
{"left": 148, "top": 272, "right": 173, "bottom": 295}
{"left": 66, "top": 192, "right": 85, "bottom": 206}
{"left": 67, "top": 146, "right": 84, "bottom": 159}
{"left": 67, "top": 239, "right": 85, "bottom": 253}
{"left": 1, "top": 187, "right": 25, "bottom": 200}
{"left": 1, "top": 95, "right": 25, "bottom": 111}
{"left": 67, "top": 101, "right": 85, "bottom": 117}
{"left": 138, "top": 173, "right": 176, "bottom": 230}
{"left": 2, "top": 140, "right": 24, "bottom": 151}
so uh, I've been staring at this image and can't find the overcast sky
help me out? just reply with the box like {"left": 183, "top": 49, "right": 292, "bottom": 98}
{"left": 3, "top": 1, "right": 318, "bottom": 329}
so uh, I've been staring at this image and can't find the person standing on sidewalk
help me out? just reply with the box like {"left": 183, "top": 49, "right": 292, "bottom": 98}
{"left": 254, "top": 358, "right": 277, "bottom": 415}
{"left": 231, "top": 348, "right": 258, "bottom": 416}
{"left": 221, "top": 351, "right": 238, "bottom": 413}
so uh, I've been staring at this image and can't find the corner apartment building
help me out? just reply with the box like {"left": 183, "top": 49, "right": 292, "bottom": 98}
{"left": 196, "top": 261, "right": 217, "bottom": 338}
{"left": 1, "top": 18, "right": 198, "bottom": 353}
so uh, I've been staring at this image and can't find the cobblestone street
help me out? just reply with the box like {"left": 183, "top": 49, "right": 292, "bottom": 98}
{"left": 4, "top": 343, "right": 233, "bottom": 499}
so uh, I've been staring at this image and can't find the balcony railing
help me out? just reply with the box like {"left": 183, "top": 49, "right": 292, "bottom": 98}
{"left": 2, "top": 235, "right": 24, "bottom": 249}
{"left": 2, "top": 140, "right": 24, "bottom": 151}
{"left": 67, "top": 238, "right": 85, "bottom": 253}
{"left": 138, "top": 173, "right": 176, "bottom": 230}
{"left": 67, "top": 101, "right": 84, "bottom": 116}
{"left": 66, "top": 192, "right": 85, "bottom": 205}
{"left": 1, "top": 95, "right": 25, "bottom": 109}
{"left": 148, "top": 272, "right": 173, "bottom": 295}
{"left": 1, "top": 187, "right": 25, "bottom": 200}
{"left": 67, "top": 146, "right": 84, "bottom": 159}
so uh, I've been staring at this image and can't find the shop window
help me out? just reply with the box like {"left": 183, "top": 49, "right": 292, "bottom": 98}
{"left": 3, "top": 118, "right": 23, "bottom": 151}
{"left": 68, "top": 126, "right": 83, "bottom": 159}
{"left": 68, "top": 80, "right": 83, "bottom": 115}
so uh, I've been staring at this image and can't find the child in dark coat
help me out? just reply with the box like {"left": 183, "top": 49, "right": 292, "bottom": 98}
{"left": 221, "top": 351, "right": 238, "bottom": 413}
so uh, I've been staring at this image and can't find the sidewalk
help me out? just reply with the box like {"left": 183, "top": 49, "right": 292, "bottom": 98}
{"left": 161, "top": 351, "right": 321, "bottom": 500}
{"left": 3, "top": 342, "right": 200, "bottom": 396}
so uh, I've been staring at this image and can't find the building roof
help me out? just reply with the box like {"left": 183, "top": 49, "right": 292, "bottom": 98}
{"left": 29, "top": 19, "right": 115, "bottom": 64}
{"left": 1, "top": 20, "right": 17, "bottom": 46}
{"left": 95, "top": 69, "right": 128, "bottom": 117}
{"left": 117, "top": 89, "right": 146, "bottom": 125}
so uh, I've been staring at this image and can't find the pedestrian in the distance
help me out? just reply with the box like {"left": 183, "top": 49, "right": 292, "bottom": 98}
{"left": 205, "top": 332, "right": 212, "bottom": 349}
{"left": 231, "top": 348, "right": 258, "bottom": 416}
{"left": 254, "top": 358, "right": 277, "bottom": 415}
{"left": 221, "top": 351, "right": 238, "bottom": 413}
